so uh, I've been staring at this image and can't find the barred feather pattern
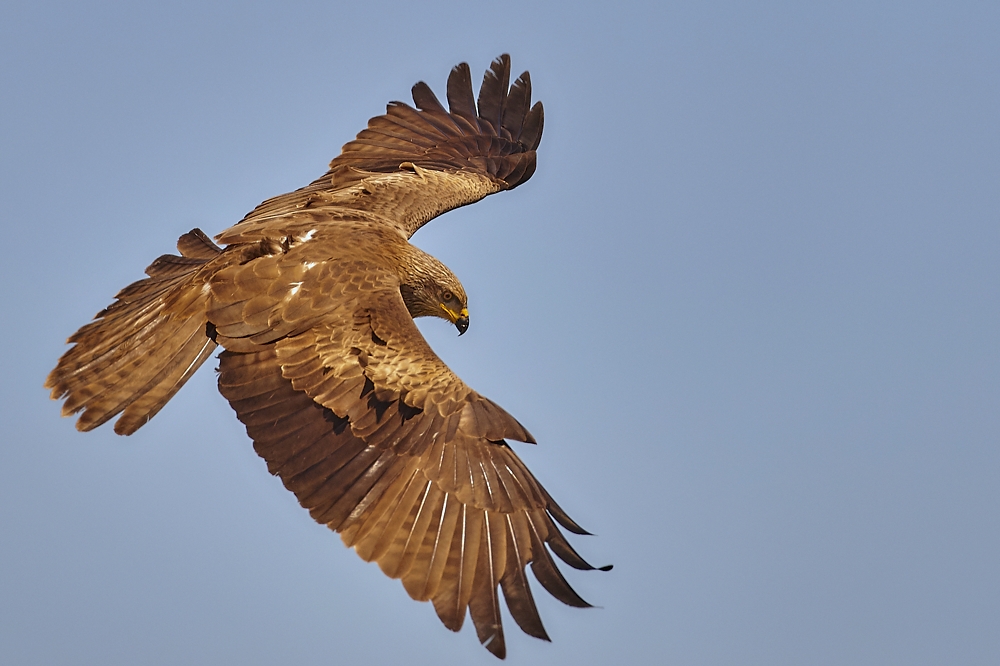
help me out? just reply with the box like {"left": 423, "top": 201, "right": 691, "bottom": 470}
{"left": 45, "top": 230, "right": 222, "bottom": 435}
{"left": 218, "top": 347, "right": 609, "bottom": 659}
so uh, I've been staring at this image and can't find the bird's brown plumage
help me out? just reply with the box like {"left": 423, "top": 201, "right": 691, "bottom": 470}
{"left": 45, "top": 55, "right": 607, "bottom": 659}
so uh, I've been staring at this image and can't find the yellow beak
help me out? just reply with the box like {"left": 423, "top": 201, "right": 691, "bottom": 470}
{"left": 440, "top": 305, "right": 470, "bottom": 335}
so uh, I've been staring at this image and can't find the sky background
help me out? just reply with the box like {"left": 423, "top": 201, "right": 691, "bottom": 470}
{"left": 2, "top": 2, "right": 998, "bottom": 664}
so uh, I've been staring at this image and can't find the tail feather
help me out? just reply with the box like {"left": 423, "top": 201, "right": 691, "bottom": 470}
{"left": 106, "top": 317, "right": 218, "bottom": 435}
{"left": 46, "top": 229, "right": 223, "bottom": 434}
{"left": 58, "top": 291, "right": 178, "bottom": 394}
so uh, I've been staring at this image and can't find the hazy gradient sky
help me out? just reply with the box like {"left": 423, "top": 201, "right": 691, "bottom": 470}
{"left": 2, "top": 2, "right": 998, "bottom": 664}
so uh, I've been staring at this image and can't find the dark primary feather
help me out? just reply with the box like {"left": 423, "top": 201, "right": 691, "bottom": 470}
{"left": 477, "top": 54, "right": 511, "bottom": 135}
{"left": 446, "top": 63, "right": 480, "bottom": 130}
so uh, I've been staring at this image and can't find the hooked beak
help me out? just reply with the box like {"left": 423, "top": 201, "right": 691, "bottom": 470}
{"left": 441, "top": 304, "right": 470, "bottom": 336}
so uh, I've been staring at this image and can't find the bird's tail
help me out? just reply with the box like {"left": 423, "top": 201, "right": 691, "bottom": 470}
{"left": 46, "top": 229, "right": 223, "bottom": 435}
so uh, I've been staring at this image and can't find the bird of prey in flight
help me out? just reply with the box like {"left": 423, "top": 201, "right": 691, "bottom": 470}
{"left": 46, "top": 55, "right": 609, "bottom": 659}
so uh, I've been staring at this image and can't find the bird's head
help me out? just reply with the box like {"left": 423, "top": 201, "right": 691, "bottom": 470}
{"left": 436, "top": 284, "right": 470, "bottom": 335}
{"left": 400, "top": 274, "right": 469, "bottom": 335}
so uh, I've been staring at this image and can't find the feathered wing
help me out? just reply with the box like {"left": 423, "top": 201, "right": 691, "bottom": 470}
{"left": 212, "top": 265, "right": 606, "bottom": 659}
{"left": 216, "top": 54, "right": 543, "bottom": 245}
{"left": 47, "top": 55, "right": 542, "bottom": 435}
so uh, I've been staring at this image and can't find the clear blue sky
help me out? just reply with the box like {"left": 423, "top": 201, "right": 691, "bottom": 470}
{"left": 2, "top": 1, "right": 998, "bottom": 664}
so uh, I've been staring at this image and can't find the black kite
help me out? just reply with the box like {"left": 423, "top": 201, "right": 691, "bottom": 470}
{"left": 46, "top": 55, "right": 609, "bottom": 659}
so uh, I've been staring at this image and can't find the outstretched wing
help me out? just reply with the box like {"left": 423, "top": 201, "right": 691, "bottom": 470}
{"left": 210, "top": 258, "right": 606, "bottom": 659}
{"left": 216, "top": 54, "right": 543, "bottom": 245}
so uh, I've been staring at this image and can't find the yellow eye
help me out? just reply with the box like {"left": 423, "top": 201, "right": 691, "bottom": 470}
{"left": 442, "top": 290, "right": 454, "bottom": 302}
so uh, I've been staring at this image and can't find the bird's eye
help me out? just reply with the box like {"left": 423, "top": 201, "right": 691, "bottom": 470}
{"left": 442, "top": 290, "right": 454, "bottom": 302}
